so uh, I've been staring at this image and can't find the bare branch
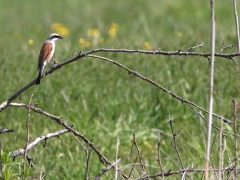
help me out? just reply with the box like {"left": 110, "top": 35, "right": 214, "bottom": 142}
{"left": 205, "top": 1, "right": 216, "bottom": 179}
{"left": 22, "top": 93, "right": 34, "bottom": 179}
{"left": 132, "top": 132, "right": 148, "bottom": 178}
{"left": 185, "top": 42, "right": 205, "bottom": 52}
{"left": 220, "top": 41, "right": 233, "bottom": 54}
{"left": 232, "top": 0, "right": 240, "bottom": 66}
{"left": 95, "top": 159, "right": 120, "bottom": 180}
{"left": 137, "top": 167, "right": 240, "bottom": 180}
{"left": 9, "top": 102, "right": 129, "bottom": 179}
{"left": 115, "top": 131, "right": 120, "bottom": 180}
{"left": 232, "top": 99, "right": 238, "bottom": 179}
{"left": 11, "top": 128, "right": 70, "bottom": 157}
{"left": 0, "top": 48, "right": 238, "bottom": 112}
{"left": 86, "top": 54, "right": 233, "bottom": 125}
{"left": 169, "top": 119, "right": 184, "bottom": 169}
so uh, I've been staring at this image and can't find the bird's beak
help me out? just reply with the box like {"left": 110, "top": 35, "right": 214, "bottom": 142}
{"left": 59, "top": 36, "right": 63, "bottom": 39}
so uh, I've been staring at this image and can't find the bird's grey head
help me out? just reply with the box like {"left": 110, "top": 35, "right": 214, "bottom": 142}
{"left": 47, "top": 33, "right": 63, "bottom": 41}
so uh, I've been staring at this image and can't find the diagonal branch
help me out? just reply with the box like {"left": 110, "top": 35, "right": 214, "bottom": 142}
{"left": 95, "top": 159, "right": 121, "bottom": 180}
{"left": 9, "top": 102, "right": 129, "bottom": 179}
{"left": 11, "top": 128, "right": 70, "bottom": 157}
{"left": 86, "top": 54, "right": 233, "bottom": 125}
{"left": 0, "top": 48, "right": 238, "bottom": 111}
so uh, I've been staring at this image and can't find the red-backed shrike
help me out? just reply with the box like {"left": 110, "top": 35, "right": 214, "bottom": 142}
{"left": 36, "top": 33, "right": 63, "bottom": 85}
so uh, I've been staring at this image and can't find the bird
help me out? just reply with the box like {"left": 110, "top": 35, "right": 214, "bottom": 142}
{"left": 36, "top": 33, "right": 63, "bottom": 85}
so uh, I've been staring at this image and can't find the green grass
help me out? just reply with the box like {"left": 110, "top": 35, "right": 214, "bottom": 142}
{"left": 0, "top": 0, "right": 239, "bottom": 179}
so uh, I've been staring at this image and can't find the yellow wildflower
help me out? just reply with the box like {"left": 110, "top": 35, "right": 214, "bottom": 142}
{"left": 28, "top": 39, "right": 34, "bottom": 45}
{"left": 144, "top": 42, "right": 152, "bottom": 50}
{"left": 108, "top": 23, "right": 118, "bottom": 38}
{"left": 51, "top": 23, "right": 69, "bottom": 36}
{"left": 79, "top": 38, "right": 91, "bottom": 47}
{"left": 177, "top": 32, "right": 183, "bottom": 38}
{"left": 79, "top": 38, "right": 85, "bottom": 45}
{"left": 87, "top": 28, "right": 100, "bottom": 38}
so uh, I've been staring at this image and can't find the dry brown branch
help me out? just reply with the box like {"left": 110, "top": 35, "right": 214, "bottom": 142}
{"left": 160, "top": 149, "right": 181, "bottom": 169}
{"left": 189, "top": 105, "right": 240, "bottom": 138}
{"left": 205, "top": 1, "right": 216, "bottom": 179}
{"left": 218, "top": 117, "right": 224, "bottom": 180}
{"left": 232, "top": 0, "right": 240, "bottom": 66}
{"left": 0, "top": 49, "right": 236, "bottom": 127}
{"left": 132, "top": 132, "right": 148, "bottom": 178}
{"left": 115, "top": 131, "right": 120, "bottom": 180}
{"left": 22, "top": 93, "right": 34, "bottom": 179}
{"left": 154, "top": 132, "right": 165, "bottom": 179}
{"left": 184, "top": 42, "right": 205, "bottom": 52}
{"left": 86, "top": 54, "right": 234, "bottom": 126}
{"left": 220, "top": 41, "right": 233, "bottom": 54}
{"left": 9, "top": 102, "right": 129, "bottom": 179}
{"left": 95, "top": 159, "right": 120, "bottom": 180}
{"left": 10, "top": 103, "right": 111, "bottom": 164}
{"left": 70, "top": 132, "right": 91, "bottom": 180}
{"left": 232, "top": 99, "right": 238, "bottom": 179}
{"left": 127, "top": 156, "right": 138, "bottom": 179}
{"left": 11, "top": 128, "right": 70, "bottom": 157}
{"left": 210, "top": 134, "right": 218, "bottom": 179}
{"left": 136, "top": 167, "right": 240, "bottom": 180}
{"left": 169, "top": 119, "right": 184, "bottom": 170}
{"left": 85, "top": 150, "right": 91, "bottom": 180}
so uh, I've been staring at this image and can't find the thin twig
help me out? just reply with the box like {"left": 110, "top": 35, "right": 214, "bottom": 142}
{"left": 155, "top": 131, "right": 164, "bottom": 179}
{"left": 220, "top": 41, "right": 233, "bottom": 54}
{"left": 218, "top": 117, "right": 224, "bottom": 180}
{"left": 11, "top": 128, "right": 70, "bottom": 157}
{"left": 169, "top": 119, "right": 184, "bottom": 169}
{"left": 185, "top": 42, "right": 205, "bottom": 52}
{"left": 0, "top": 48, "right": 238, "bottom": 112}
{"left": 115, "top": 131, "right": 120, "bottom": 180}
{"left": 95, "top": 159, "right": 121, "bottom": 180}
{"left": 85, "top": 150, "right": 91, "bottom": 180}
{"left": 127, "top": 156, "right": 138, "bottom": 179}
{"left": 136, "top": 166, "right": 240, "bottom": 180}
{"left": 205, "top": 1, "right": 216, "bottom": 179}
{"left": 210, "top": 134, "right": 218, "bottom": 180}
{"left": 232, "top": 0, "right": 240, "bottom": 67}
{"left": 232, "top": 99, "right": 238, "bottom": 179}
{"left": 22, "top": 93, "right": 34, "bottom": 179}
{"left": 9, "top": 102, "right": 129, "bottom": 179}
{"left": 86, "top": 54, "right": 233, "bottom": 125}
{"left": 160, "top": 149, "right": 181, "bottom": 169}
{"left": 70, "top": 131, "right": 91, "bottom": 180}
{"left": 132, "top": 132, "right": 148, "bottom": 178}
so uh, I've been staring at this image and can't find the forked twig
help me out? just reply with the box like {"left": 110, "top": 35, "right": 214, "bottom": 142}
{"left": 86, "top": 54, "right": 233, "bottom": 125}
{"left": 169, "top": 119, "right": 184, "bottom": 169}
{"left": 132, "top": 132, "right": 148, "bottom": 178}
{"left": 11, "top": 128, "right": 70, "bottom": 157}
{"left": 22, "top": 93, "right": 34, "bottom": 179}
{"left": 95, "top": 159, "right": 121, "bottom": 180}
{"left": 9, "top": 102, "right": 129, "bottom": 179}
{"left": 185, "top": 42, "right": 205, "bottom": 52}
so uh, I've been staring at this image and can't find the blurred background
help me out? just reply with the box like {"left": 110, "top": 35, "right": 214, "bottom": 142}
{"left": 0, "top": 0, "right": 239, "bottom": 179}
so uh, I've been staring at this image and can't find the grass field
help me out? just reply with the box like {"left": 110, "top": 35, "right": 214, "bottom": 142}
{"left": 0, "top": 0, "right": 239, "bottom": 179}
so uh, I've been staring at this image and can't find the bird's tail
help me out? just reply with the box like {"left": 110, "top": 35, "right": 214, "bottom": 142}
{"left": 36, "top": 70, "right": 41, "bottom": 85}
